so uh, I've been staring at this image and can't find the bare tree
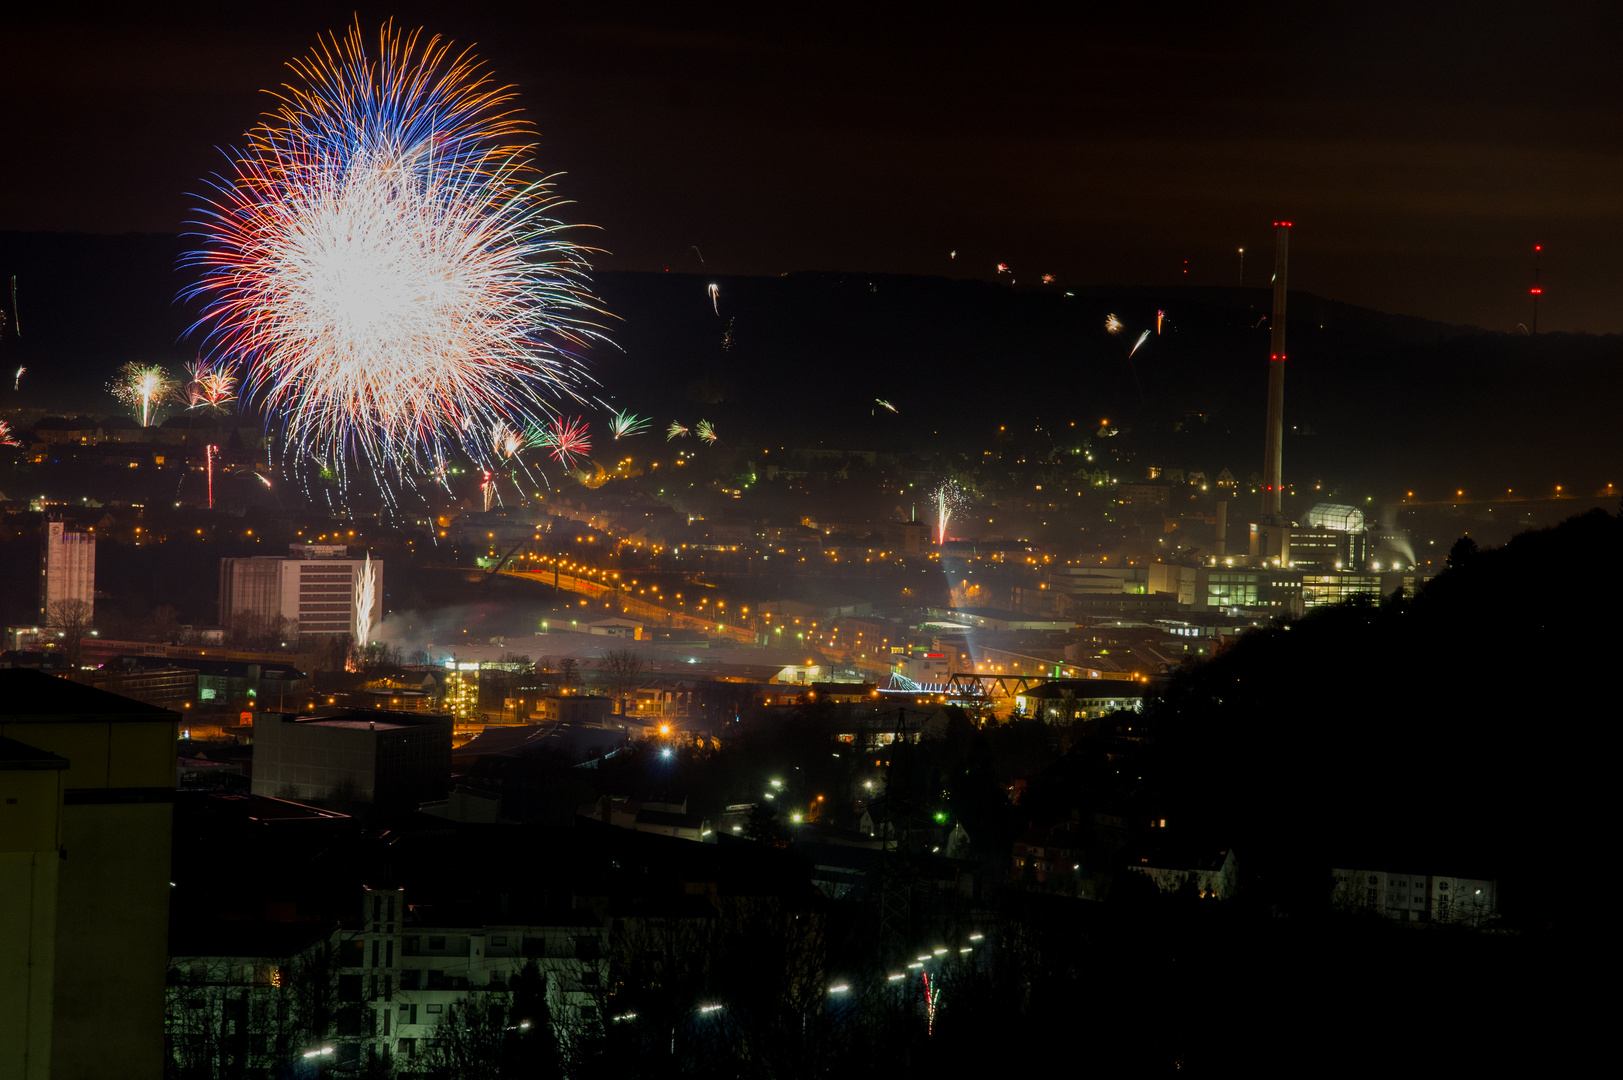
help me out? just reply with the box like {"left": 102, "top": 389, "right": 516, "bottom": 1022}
{"left": 46, "top": 597, "right": 94, "bottom": 667}
{"left": 557, "top": 657, "right": 580, "bottom": 690}
{"left": 228, "top": 612, "right": 300, "bottom": 653}
{"left": 148, "top": 604, "right": 182, "bottom": 644}
{"left": 599, "top": 648, "right": 646, "bottom": 715}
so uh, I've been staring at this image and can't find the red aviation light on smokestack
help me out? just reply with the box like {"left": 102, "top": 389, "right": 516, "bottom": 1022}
{"left": 1261, "top": 219, "right": 1291, "bottom": 523}
{"left": 1530, "top": 288, "right": 1543, "bottom": 295}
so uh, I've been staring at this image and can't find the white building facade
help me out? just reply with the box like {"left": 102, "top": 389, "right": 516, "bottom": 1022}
{"left": 1332, "top": 868, "right": 1498, "bottom": 925}
{"left": 40, "top": 519, "right": 95, "bottom": 620}
{"left": 218, "top": 545, "right": 382, "bottom": 638}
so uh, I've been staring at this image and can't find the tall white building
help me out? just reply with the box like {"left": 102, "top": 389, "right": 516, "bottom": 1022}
{"left": 40, "top": 518, "right": 96, "bottom": 621}
{"left": 218, "top": 544, "right": 383, "bottom": 638}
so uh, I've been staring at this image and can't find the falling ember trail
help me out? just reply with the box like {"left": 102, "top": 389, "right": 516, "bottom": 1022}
{"left": 708, "top": 283, "right": 720, "bottom": 315}
{"left": 206, "top": 444, "right": 217, "bottom": 509}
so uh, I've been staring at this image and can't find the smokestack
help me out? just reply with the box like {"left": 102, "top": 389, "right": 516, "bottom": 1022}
{"left": 1261, "top": 220, "right": 1291, "bottom": 523}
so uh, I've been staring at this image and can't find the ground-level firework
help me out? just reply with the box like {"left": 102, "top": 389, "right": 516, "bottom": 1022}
{"left": 109, "top": 363, "right": 174, "bottom": 427}
{"left": 931, "top": 480, "right": 968, "bottom": 546}
{"left": 182, "top": 21, "right": 607, "bottom": 492}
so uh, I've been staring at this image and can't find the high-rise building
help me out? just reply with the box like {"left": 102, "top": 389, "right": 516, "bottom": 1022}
{"left": 40, "top": 518, "right": 95, "bottom": 622}
{"left": 218, "top": 545, "right": 383, "bottom": 639}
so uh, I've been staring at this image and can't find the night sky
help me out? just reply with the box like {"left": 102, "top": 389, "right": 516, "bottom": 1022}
{"left": 3, "top": 1, "right": 1618, "bottom": 332}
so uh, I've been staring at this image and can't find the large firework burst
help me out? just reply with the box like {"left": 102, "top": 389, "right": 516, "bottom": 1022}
{"left": 183, "top": 21, "right": 605, "bottom": 485}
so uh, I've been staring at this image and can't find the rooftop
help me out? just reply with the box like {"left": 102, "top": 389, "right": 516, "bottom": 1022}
{"left": 0, "top": 668, "right": 180, "bottom": 721}
{"left": 0, "top": 735, "right": 69, "bottom": 770}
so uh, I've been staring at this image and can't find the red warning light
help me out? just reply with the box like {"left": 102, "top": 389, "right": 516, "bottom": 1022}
{"left": 1530, "top": 287, "right": 1543, "bottom": 295}
{"left": 1535, "top": 245, "right": 1542, "bottom": 252}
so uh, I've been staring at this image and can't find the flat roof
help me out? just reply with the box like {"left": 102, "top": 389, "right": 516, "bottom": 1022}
{"left": 274, "top": 708, "right": 449, "bottom": 730}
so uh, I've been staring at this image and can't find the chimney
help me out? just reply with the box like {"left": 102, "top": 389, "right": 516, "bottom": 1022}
{"left": 1261, "top": 221, "right": 1291, "bottom": 523}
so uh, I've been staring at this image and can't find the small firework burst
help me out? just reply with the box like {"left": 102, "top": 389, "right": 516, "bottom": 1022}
{"left": 491, "top": 421, "right": 525, "bottom": 459}
{"left": 1105, "top": 314, "right": 1123, "bottom": 335}
{"left": 609, "top": 410, "right": 650, "bottom": 439}
{"left": 538, "top": 415, "right": 591, "bottom": 465}
{"left": 181, "top": 359, "right": 238, "bottom": 412}
{"left": 666, "top": 421, "right": 690, "bottom": 441}
{"left": 695, "top": 419, "right": 718, "bottom": 445}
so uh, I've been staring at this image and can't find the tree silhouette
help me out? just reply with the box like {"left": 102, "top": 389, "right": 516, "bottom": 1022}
{"left": 45, "top": 597, "right": 94, "bottom": 667}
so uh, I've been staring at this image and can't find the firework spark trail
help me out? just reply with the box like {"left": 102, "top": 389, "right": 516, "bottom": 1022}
{"left": 707, "top": 283, "right": 719, "bottom": 315}
{"left": 1105, "top": 313, "right": 1123, "bottom": 335}
{"left": 0, "top": 421, "right": 19, "bottom": 446}
{"left": 110, "top": 363, "right": 175, "bottom": 427}
{"left": 256, "top": 473, "right": 274, "bottom": 488}
{"left": 536, "top": 415, "right": 590, "bottom": 465}
{"left": 181, "top": 359, "right": 239, "bottom": 411}
{"left": 695, "top": 419, "right": 717, "bottom": 445}
{"left": 12, "top": 367, "right": 22, "bottom": 391}
{"left": 1128, "top": 330, "right": 1150, "bottom": 357}
{"left": 609, "top": 410, "right": 649, "bottom": 439}
{"left": 1156, "top": 309, "right": 1166, "bottom": 334}
{"left": 875, "top": 398, "right": 897, "bottom": 413}
{"left": 355, "top": 553, "right": 377, "bottom": 645}
{"left": 666, "top": 421, "right": 689, "bottom": 441}
{"left": 183, "top": 21, "right": 607, "bottom": 490}
{"left": 9, "top": 276, "right": 18, "bottom": 336}
{"left": 931, "top": 479, "right": 968, "bottom": 546}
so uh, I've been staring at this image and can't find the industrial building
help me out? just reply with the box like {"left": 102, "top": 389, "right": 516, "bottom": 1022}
{"left": 251, "top": 709, "right": 451, "bottom": 811}
{"left": 0, "top": 669, "right": 179, "bottom": 1080}
{"left": 218, "top": 544, "right": 382, "bottom": 639}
